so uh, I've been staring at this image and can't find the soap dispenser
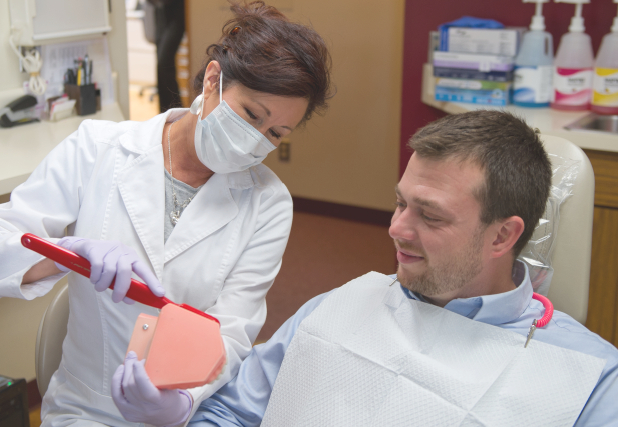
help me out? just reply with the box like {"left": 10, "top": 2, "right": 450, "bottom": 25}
{"left": 551, "top": 0, "right": 594, "bottom": 111}
{"left": 514, "top": 0, "right": 553, "bottom": 107}
{"left": 592, "top": 0, "right": 618, "bottom": 114}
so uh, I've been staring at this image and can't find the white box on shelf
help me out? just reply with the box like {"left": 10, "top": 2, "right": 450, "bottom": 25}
{"left": 441, "top": 27, "right": 524, "bottom": 57}
{"left": 433, "top": 51, "right": 514, "bottom": 73}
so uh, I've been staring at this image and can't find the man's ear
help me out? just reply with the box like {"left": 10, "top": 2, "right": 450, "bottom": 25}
{"left": 489, "top": 216, "right": 525, "bottom": 259}
{"left": 202, "top": 61, "right": 222, "bottom": 99}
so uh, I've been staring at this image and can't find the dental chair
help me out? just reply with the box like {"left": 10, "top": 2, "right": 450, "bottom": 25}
{"left": 537, "top": 134, "right": 595, "bottom": 325}
{"left": 35, "top": 281, "right": 68, "bottom": 397}
{"left": 32, "top": 135, "right": 596, "bottom": 397}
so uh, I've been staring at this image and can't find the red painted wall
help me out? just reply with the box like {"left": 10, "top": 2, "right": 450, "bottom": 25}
{"left": 400, "top": 0, "right": 618, "bottom": 176}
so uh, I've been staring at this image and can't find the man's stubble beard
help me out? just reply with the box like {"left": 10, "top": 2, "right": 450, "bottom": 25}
{"left": 396, "top": 227, "right": 485, "bottom": 298}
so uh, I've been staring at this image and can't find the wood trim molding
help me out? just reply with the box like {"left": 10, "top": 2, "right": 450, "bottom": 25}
{"left": 292, "top": 197, "right": 393, "bottom": 227}
{"left": 584, "top": 149, "right": 618, "bottom": 209}
{"left": 27, "top": 379, "right": 41, "bottom": 409}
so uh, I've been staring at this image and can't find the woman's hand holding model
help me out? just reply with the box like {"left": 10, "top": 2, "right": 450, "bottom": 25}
{"left": 112, "top": 352, "right": 192, "bottom": 426}
{"left": 55, "top": 237, "right": 165, "bottom": 303}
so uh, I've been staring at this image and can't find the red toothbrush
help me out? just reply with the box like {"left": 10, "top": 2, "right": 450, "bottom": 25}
{"left": 21, "top": 233, "right": 219, "bottom": 324}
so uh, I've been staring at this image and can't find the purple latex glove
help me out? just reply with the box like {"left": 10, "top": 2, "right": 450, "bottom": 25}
{"left": 55, "top": 236, "right": 165, "bottom": 304}
{"left": 112, "top": 352, "right": 192, "bottom": 426}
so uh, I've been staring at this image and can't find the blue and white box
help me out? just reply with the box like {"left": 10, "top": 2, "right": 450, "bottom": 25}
{"left": 434, "top": 78, "right": 511, "bottom": 106}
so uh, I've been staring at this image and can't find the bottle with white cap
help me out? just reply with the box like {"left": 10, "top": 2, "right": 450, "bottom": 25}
{"left": 513, "top": 0, "right": 554, "bottom": 107}
{"left": 551, "top": 0, "right": 594, "bottom": 111}
{"left": 592, "top": 0, "right": 618, "bottom": 114}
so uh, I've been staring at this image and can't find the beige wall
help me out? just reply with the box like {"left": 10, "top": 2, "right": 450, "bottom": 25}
{"left": 0, "top": 192, "right": 66, "bottom": 381}
{"left": 187, "top": 0, "right": 404, "bottom": 211}
{"left": 107, "top": 0, "right": 130, "bottom": 119}
{"left": 0, "top": 282, "right": 64, "bottom": 381}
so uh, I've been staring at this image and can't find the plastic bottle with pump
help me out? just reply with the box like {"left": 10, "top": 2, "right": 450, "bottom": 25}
{"left": 514, "top": 0, "right": 553, "bottom": 107}
{"left": 592, "top": 0, "right": 618, "bottom": 114}
{"left": 551, "top": 0, "right": 594, "bottom": 111}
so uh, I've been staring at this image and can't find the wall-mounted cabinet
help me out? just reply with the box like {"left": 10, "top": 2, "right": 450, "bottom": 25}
{"left": 584, "top": 150, "right": 618, "bottom": 347}
{"left": 8, "top": 0, "right": 111, "bottom": 46}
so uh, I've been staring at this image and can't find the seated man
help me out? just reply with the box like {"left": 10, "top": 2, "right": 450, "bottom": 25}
{"left": 190, "top": 111, "right": 618, "bottom": 426}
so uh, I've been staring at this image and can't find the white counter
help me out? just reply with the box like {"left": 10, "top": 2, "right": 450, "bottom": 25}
{"left": 421, "top": 64, "right": 618, "bottom": 153}
{"left": 0, "top": 101, "right": 125, "bottom": 195}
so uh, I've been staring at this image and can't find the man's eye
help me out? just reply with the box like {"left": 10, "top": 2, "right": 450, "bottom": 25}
{"left": 269, "top": 129, "right": 281, "bottom": 139}
{"left": 394, "top": 201, "right": 406, "bottom": 209}
{"left": 421, "top": 212, "right": 439, "bottom": 222}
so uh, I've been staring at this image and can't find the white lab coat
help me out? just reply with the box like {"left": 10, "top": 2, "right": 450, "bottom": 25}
{"left": 0, "top": 109, "right": 293, "bottom": 426}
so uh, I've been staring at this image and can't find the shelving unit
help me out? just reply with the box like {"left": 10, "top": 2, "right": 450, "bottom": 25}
{"left": 422, "top": 63, "right": 618, "bottom": 152}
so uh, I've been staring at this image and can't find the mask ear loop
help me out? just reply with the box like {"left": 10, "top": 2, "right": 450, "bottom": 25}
{"left": 200, "top": 88, "right": 205, "bottom": 119}
{"left": 190, "top": 67, "right": 223, "bottom": 118}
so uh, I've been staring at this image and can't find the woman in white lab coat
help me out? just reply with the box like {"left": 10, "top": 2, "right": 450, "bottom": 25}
{"left": 0, "top": 2, "right": 332, "bottom": 426}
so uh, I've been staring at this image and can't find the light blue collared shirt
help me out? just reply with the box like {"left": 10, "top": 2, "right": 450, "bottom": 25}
{"left": 191, "top": 263, "right": 618, "bottom": 426}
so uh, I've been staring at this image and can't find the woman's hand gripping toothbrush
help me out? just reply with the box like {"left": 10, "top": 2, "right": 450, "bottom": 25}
{"left": 21, "top": 233, "right": 219, "bottom": 320}
{"left": 54, "top": 236, "right": 165, "bottom": 304}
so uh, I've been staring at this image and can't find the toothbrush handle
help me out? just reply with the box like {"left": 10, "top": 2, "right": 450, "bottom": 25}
{"left": 21, "top": 233, "right": 171, "bottom": 309}
{"left": 21, "top": 233, "right": 220, "bottom": 324}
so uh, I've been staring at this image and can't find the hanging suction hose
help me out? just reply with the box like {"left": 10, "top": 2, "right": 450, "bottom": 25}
{"left": 531, "top": 292, "right": 554, "bottom": 327}
{"left": 525, "top": 292, "right": 554, "bottom": 347}
{"left": 8, "top": 29, "right": 47, "bottom": 96}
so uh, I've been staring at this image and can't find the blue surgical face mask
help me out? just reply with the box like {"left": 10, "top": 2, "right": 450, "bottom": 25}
{"left": 190, "top": 72, "right": 277, "bottom": 174}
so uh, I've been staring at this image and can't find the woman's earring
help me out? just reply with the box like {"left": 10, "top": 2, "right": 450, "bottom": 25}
{"left": 190, "top": 93, "right": 204, "bottom": 116}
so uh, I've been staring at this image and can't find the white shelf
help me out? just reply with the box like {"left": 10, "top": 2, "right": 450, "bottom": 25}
{"left": 0, "top": 102, "right": 125, "bottom": 195}
{"left": 421, "top": 64, "right": 618, "bottom": 153}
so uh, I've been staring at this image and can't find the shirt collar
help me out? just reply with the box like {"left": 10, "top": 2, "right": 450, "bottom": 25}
{"left": 401, "top": 260, "right": 533, "bottom": 326}
{"left": 226, "top": 169, "right": 255, "bottom": 190}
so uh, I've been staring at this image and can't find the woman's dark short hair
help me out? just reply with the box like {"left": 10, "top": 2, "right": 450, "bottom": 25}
{"left": 408, "top": 110, "right": 552, "bottom": 257}
{"left": 194, "top": 1, "right": 333, "bottom": 124}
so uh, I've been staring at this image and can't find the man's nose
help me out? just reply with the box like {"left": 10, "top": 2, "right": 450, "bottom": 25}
{"left": 389, "top": 209, "right": 417, "bottom": 242}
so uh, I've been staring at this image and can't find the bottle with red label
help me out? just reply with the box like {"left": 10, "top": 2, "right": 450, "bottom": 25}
{"left": 551, "top": 0, "right": 594, "bottom": 111}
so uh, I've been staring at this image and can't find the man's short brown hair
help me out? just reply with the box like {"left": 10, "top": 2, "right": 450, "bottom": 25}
{"left": 408, "top": 110, "right": 552, "bottom": 257}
